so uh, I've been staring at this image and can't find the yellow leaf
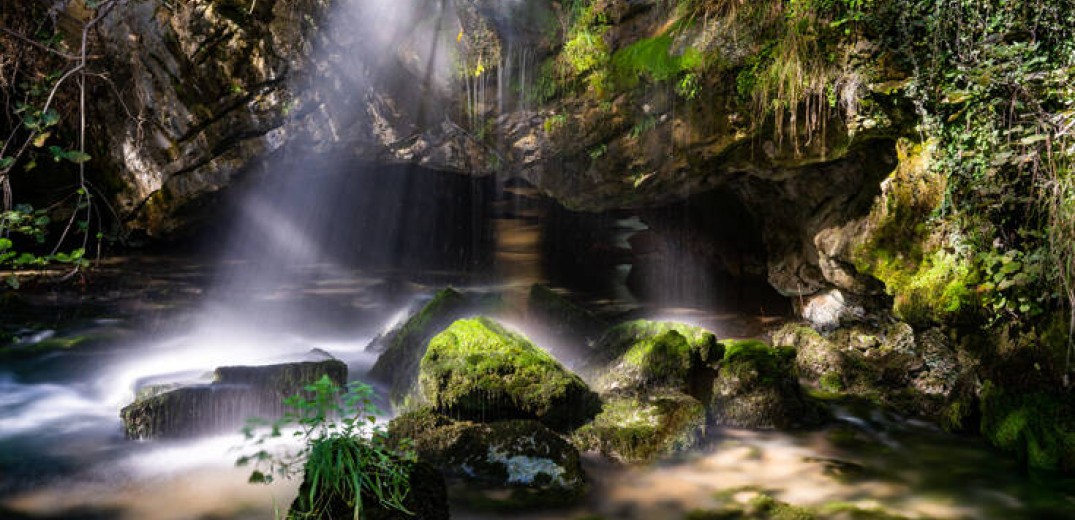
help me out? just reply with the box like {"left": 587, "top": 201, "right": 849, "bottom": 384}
{"left": 456, "top": 30, "right": 464, "bottom": 43}
{"left": 33, "top": 132, "right": 51, "bottom": 148}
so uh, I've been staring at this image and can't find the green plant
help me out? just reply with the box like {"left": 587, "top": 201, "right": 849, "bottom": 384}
{"left": 238, "top": 376, "right": 416, "bottom": 519}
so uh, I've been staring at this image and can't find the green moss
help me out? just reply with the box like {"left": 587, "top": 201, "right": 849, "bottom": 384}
{"left": 721, "top": 339, "right": 796, "bottom": 385}
{"left": 369, "top": 288, "right": 502, "bottom": 405}
{"left": 819, "top": 372, "right": 844, "bottom": 392}
{"left": 573, "top": 392, "right": 706, "bottom": 463}
{"left": 980, "top": 381, "right": 1075, "bottom": 472}
{"left": 595, "top": 320, "right": 722, "bottom": 366}
{"left": 419, "top": 317, "right": 600, "bottom": 431}
{"left": 611, "top": 34, "right": 701, "bottom": 89}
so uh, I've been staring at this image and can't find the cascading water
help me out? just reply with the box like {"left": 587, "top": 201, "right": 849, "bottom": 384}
{"left": 3, "top": 1, "right": 1075, "bottom": 519}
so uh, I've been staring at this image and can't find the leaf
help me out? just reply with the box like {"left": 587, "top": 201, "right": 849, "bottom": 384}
{"left": 0, "top": 238, "right": 11, "bottom": 251}
{"left": 248, "top": 470, "right": 268, "bottom": 484}
{"left": 63, "top": 151, "right": 92, "bottom": 164}
{"left": 5, "top": 277, "right": 19, "bottom": 290}
{"left": 0, "top": 157, "right": 14, "bottom": 169}
{"left": 32, "top": 132, "right": 51, "bottom": 148}
{"left": 40, "top": 109, "right": 60, "bottom": 128}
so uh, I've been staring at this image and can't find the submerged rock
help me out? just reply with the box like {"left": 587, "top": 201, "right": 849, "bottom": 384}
{"left": 120, "top": 359, "right": 347, "bottom": 439}
{"left": 368, "top": 288, "right": 502, "bottom": 406}
{"left": 288, "top": 439, "right": 449, "bottom": 520}
{"left": 418, "top": 317, "right": 600, "bottom": 432}
{"left": 388, "top": 409, "right": 585, "bottom": 509}
{"left": 573, "top": 392, "right": 707, "bottom": 463}
{"left": 710, "top": 340, "right": 819, "bottom": 429}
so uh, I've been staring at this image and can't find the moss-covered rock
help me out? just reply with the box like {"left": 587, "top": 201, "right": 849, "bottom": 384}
{"left": 572, "top": 391, "right": 706, "bottom": 463}
{"left": 388, "top": 409, "right": 585, "bottom": 509}
{"left": 288, "top": 440, "right": 449, "bottom": 520}
{"left": 979, "top": 381, "right": 1075, "bottom": 473}
{"left": 368, "top": 288, "right": 501, "bottom": 406}
{"left": 597, "top": 329, "right": 699, "bottom": 394}
{"left": 590, "top": 319, "right": 722, "bottom": 371}
{"left": 418, "top": 317, "right": 600, "bottom": 431}
{"left": 710, "top": 339, "right": 819, "bottom": 429}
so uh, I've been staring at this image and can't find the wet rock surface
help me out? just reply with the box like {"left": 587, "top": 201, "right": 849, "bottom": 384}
{"left": 120, "top": 358, "right": 346, "bottom": 439}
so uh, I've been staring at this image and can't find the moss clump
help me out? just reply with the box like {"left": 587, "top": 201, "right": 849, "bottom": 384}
{"left": 979, "top": 381, "right": 1075, "bottom": 472}
{"left": 721, "top": 339, "right": 797, "bottom": 385}
{"left": 610, "top": 34, "right": 701, "bottom": 89}
{"left": 573, "top": 392, "right": 706, "bottom": 463}
{"left": 419, "top": 317, "right": 600, "bottom": 431}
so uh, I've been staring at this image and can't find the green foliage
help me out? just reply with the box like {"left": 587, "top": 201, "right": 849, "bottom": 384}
{"left": 979, "top": 380, "right": 1075, "bottom": 472}
{"left": 543, "top": 114, "right": 567, "bottom": 134}
{"left": 238, "top": 376, "right": 416, "bottom": 519}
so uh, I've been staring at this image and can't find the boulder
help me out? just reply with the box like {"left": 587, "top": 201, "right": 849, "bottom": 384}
{"left": 526, "top": 284, "right": 608, "bottom": 344}
{"left": 289, "top": 439, "right": 449, "bottom": 520}
{"left": 596, "top": 327, "right": 717, "bottom": 395}
{"left": 710, "top": 340, "right": 819, "bottom": 429}
{"left": 573, "top": 392, "right": 707, "bottom": 463}
{"left": 120, "top": 359, "right": 347, "bottom": 439}
{"left": 389, "top": 409, "right": 585, "bottom": 508}
{"left": 368, "top": 288, "right": 501, "bottom": 406}
{"left": 418, "top": 317, "right": 600, "bottom": 432}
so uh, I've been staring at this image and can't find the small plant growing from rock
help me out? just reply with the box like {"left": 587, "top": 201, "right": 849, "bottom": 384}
{"left": 237, "top": 375, "right": 416, "bottom": 519}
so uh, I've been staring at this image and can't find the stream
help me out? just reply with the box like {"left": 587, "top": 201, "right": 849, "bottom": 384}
{"left": 1, "top": 177, "right": 1073, "bottom": 520}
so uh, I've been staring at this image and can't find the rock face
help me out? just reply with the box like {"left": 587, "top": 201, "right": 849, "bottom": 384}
{"left": 389, "top": 409, "right": 585, "bottom": 508}
{"left": 367, "top": 288, "right": 502, "bottom": 406}
{"left": 418, "top": 317, "right": 601, "bottom": 431}
{"left": 120, "top": 359, "right": 346, "bottom": 439}
{"left": 771, "top": 321, "right": 968, "bottom": 418}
